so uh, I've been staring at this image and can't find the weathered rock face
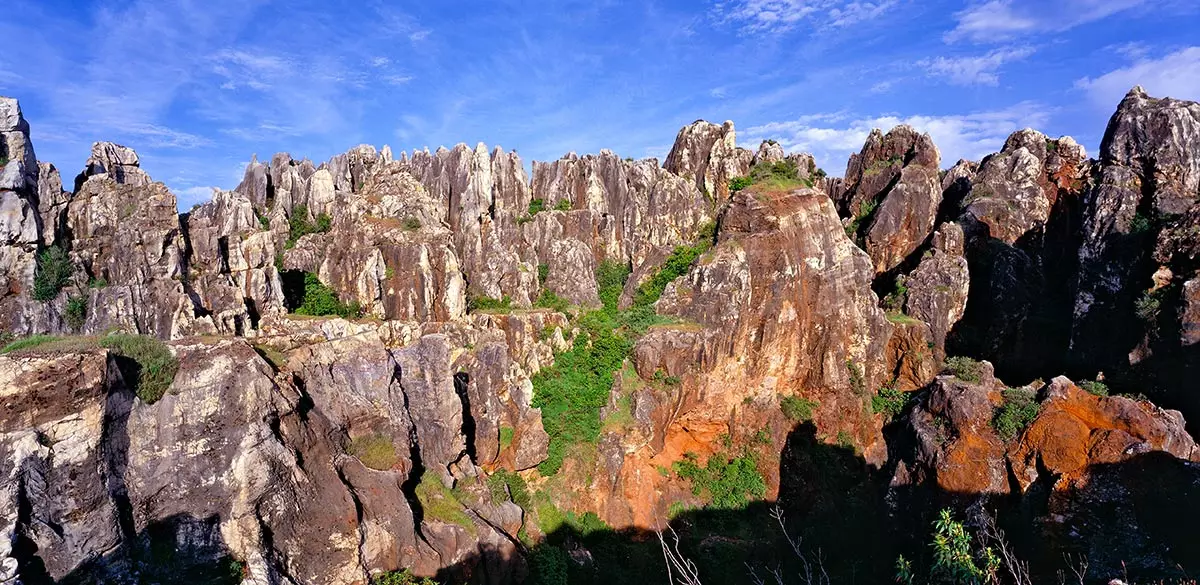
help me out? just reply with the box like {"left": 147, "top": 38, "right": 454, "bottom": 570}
{"left": 555, "top": 185, "right": 896, "bottom": 529}
{"left": 837, "top": 125, "right": 943, "bottom": 274}
{"left": 904, "top": 364, "right": 1009, "bottom": 495}
{"left": 947, "top": 131, "right": 1089, "bottom": 382}
{"left": 895, "top": 369, "right": 1200, "bottom": 576}
{"left": 4, "top": 88, "right": 1200, "bottom": 584}
{"left": 1070, "top": 87, "right": 1200, "bottom": 413}
{"left": 904, "top": 222, "right": 969, "bottom": 362}
{"left": 66, "top": 174, "right": 194, "bottom": 338}
{"left": 663, "top": 120, "right": 752, "bottom": 201}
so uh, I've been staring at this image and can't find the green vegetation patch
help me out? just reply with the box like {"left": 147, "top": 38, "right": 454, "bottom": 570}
{"left": 1, "top": 335, "right": 63, "bottom": 354}
{"left": 730, "top": 159, "right": 812, "bottom": 194}
{"left": 486, "top": 469, "right": 531, "bottom": 508}
{"left": 371, "top": 569, "right": 438, "bottom": 585}
{"left": 944, "top": 356, "right": 983, "bottom": 383}
{"left": 285, "top": 204, "right": 332, "bottom": 249}
{"left": 33, "top": 245, "right": 74, "bottom": 301}
{"left": 100, "top": 334, "right": 180, "bottom": 404}
{"left": 415, "top": 474, "right": 475, "bottom": 534}
{"left": 532, "top": 224, "right": 715, "bottom": 476}
{"left": 348, "top": 433, "right": 399, "bottom": 470}
{"left": 467, "top": 294, "right": 512, "bottom": 313}
{"left": 779, "top": 395, "right": 818, "bottom": 422}
{"left": 535, "top": 289, "right": 570, "bottom": 313}
{"left": 871, "top": 386, "right": 908, "bottom": 421}
{"left": 64, "top": 296, "right": 88, "bottom": 330}
{"left": 992, "top": 387, "right": 1039, "bottom": 441}
{"left": 673, "top": 451, "right": 766, "bottom": 510}
{"left": 845, "top": 198, "right": 880, "bottom": 239}
{"left": 1079, "top": 379, "right": 1109, "bottom": 397}
{"left": 290, "top": 272, "right": 362, "bottom": 318}
{"left": 498, "top": 426, "right": 515, "bottom": 450}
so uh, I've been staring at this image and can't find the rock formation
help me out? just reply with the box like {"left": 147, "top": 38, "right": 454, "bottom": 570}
{"left": 2, "top": 87, "right": 1199, "bottom": 584}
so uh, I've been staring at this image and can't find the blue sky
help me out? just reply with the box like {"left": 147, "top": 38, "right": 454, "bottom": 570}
{"left": 2, "top": 0, "right": 1198, "bottom": 209}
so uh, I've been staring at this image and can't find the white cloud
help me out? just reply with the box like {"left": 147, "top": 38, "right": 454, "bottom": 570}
{"left": 711, "top": 0, "right": 897, "bottom": 34}
{"left": 744, "top": 102, "right": 1051, "bottom": 172}
{"left": 370, "top": 56, "right": 391, "bottom": 67}
{"left": 946, "top": 0, "right": 1145, "bottom": 43}
{"left": 922, "top": 46, "right": 1035, "bottom": 86}
{"left": 868, "top": 80, "right": 893, "bottom": 94}
{"left": 828, "top": 1, "right": 899, "bottom": 27}
{"left": 1075, "top": 47, "right": 1200, "bottom": 108}
{"left": 710, "top": 86, "right": 729, "bottom": 99}
{"left": 177, "top": 185, "right": 218, "bottom": 208}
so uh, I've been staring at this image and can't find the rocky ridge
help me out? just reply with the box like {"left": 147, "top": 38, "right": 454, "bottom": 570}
{"left": 1, "top": 86, "right": 1199, "bottom": 583}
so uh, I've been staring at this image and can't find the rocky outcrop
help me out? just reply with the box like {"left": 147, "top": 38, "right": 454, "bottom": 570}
{"left": 1071, "top": 87, "right": 1200, "bottom": 405}
{"left": 663, "top": 120, "right": 752, "bottom": 201}
{"left": 837, "top": 126, "right": 942, "bottom": 274}
{"left": 76, "top": 142, "right": 152, "bottom": 188}
{"left": 896, "top": 369, "right": 1200, "bottom": 576}
{"left": 947, "top": 131, "right": 1089, "bottom": 381}
{"left": 904, "top": 222, "right": 970, "bottom": 361}
{"left": 4, "top": 88, "right": 1200, "bottom": 584}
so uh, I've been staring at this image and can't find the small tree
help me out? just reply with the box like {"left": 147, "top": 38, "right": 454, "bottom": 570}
{"left": 33, "top": 245, "right": 74, "bottom": 301}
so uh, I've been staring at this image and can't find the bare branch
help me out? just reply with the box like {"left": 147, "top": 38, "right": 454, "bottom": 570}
{"left": 657, "top": 524, "right": 703, "bottom": 585}
{"left": 977, "top": 510, "right": 1032, "bottom": 585}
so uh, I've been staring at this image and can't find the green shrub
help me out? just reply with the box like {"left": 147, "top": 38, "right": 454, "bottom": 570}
{"left": 467, "top": 294, "right": 512, "bottom": 313}
{"left": 944, "top": 356, "right": 983, "bottom": 383}
{"left": 402, "top": 217, "right": 422, "bottom": 231}
{"left": 554, "top": 199, "right": 571, "bottom": 211}
{"left": 100, "top": 334, "right": 180, "bottom": 404}
{"left": 532, "top": 224, "right": 715, "bottom": 476}
{"left": 871, "top": 386, "right": 908, "bottom": 421}
{"left": 64, "top": 296, "right": 87, "bottom": 330}
{"left": 499, "top": 426, "right": 514, "bottom": 450}
{"left": 533, "top": 261, "right": 633, "bottom": 476}
{"left": 32, "top": 245, "right": 74, "bottom": 301}
{"left": 836, "top": 431, "right": 856, "bottom": 450}
{"left": 1, "top": 335, "right": 62, "bottom": 354}
{"left": 415, "top": 474, "right": 474, "bottom": 533}
{"left": 673, "top": 451, "right": 766, "bottom": 510}
{"left": 371, "top": 569, "right": 438, "bottom": 585}
{"left": 780, "top": 395, "right": 818, "bottom": 422}
{"left": 844, "top": 198, "right": 880, "bottom": 239}
{"left": 930, "top": 509, "right": 998, "bottom": 584}
{"left": 87, "top": 277, "right": 107, "bottom": 289}
{"left": 847, "top": 360, "right": 866, "bottom": 395}
{"left": 537, "top": 263, "right": 549, "bottom": 284}
{"left": 294, "top": 273, "right": 362, "bottom": 318}
{"left": 1079, "top": 379, "right": 1109, "bottom": 397}
{"left": 348, "top": 434, "right": 399, "bottom": 470}
{"left": 535, "top": 289, "right": 570, "bottom": 313}
{"left": 730, "top": 176, "right": 753, "bottom": 192}
{"left": 563, "top": 510, "right": 609, "bottom": 536}
{"left": 1134, "top": 289, "right": 1162, "bottom": 322}
{"left": 992, "top": 387, "right": 1039, "bottom": 441}
{"left": 631, "top": 224, "right": 714, "bottom": 310}
{"left": 528, "top": 545, "right": 568, "bottom": 585}
{"left": 285, "top": 204, "right": 332, "bottom": 248}
{"left": 255, "top": 210, "right": 270, "bottom": 231}
{"left": 1130, "top": 212, "right": 1152, "bottom": 234}
{"left": 486, "top": 469, "right": 531, "bottom": 508}
{"left": 528, "top": 198, "right": 546, "bottom": 215}
{"left": 882, "top": 276, "right": 908, "bottom": 313}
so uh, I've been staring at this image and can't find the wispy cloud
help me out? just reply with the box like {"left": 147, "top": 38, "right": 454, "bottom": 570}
{"left": 1075, "top": 46, "right": 1200, "bottom": 108}
{"left": 711, "top": 0, "right": 898, "bottom": 35}
{"left": 745, "top": 101, "right": 1051, "bottom": 171}
{"left": 946, "top": 0, "right": 1146, "bottom": 43}
{"left": 922, "top": 46, "right": 1035, "bottom": 86}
